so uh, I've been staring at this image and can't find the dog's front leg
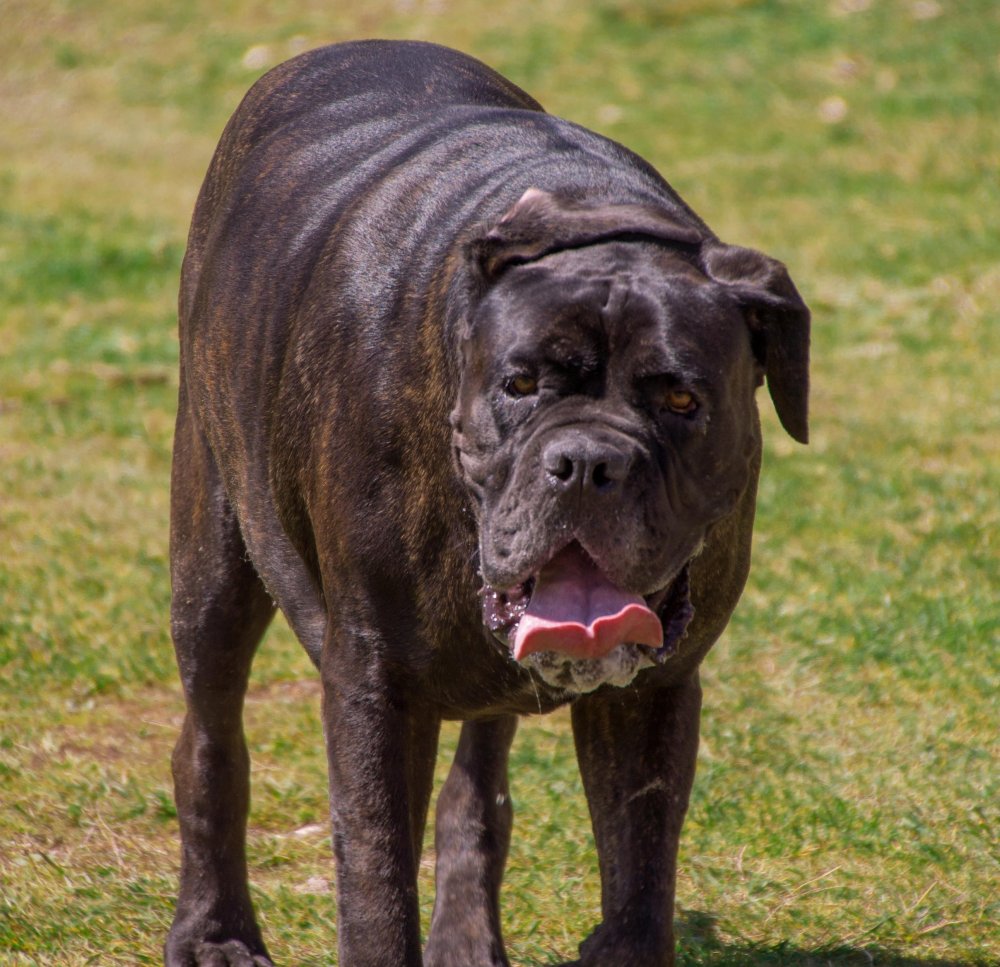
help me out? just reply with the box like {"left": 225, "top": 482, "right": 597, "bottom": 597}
{"left": 321, "top": 637, "right": 440, "bottom": 967}
{"left": 566, "top": 673, "right": 702, "bottom": 967}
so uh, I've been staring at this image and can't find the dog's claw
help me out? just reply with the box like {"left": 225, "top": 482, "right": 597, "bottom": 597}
{"left": 193, "top": 941, "right": 275, "bottom": 967}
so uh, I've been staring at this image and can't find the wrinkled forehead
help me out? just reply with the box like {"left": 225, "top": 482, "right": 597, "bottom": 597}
{"left": 469, "top": 245, "right": 748, "bottom": 372}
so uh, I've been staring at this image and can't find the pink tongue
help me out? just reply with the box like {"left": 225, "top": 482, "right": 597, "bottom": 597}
{"left": 512, "top": 545, "right": 663, "bottom": 662}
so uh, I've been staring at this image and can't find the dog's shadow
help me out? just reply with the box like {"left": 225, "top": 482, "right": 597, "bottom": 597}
{"left": 666, "top": 908, "right": 973, "bottom": 967}
{"left": 525, "top": 910, "right": 974, "bottom": 966}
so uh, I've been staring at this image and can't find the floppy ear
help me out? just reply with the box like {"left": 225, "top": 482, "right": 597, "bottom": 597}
{"left": 702, "top": 243, "right": 811, "bottom": 444}
{"left": 469, "top": 187, "right": 704, "bottom": 281}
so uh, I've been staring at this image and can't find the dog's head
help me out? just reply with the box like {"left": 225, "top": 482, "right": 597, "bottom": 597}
{"left": 451, "top": 188, "right": 810, "bottom": 693}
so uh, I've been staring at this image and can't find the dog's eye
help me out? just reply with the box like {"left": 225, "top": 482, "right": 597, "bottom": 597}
{"left": 664, "top": 388, "right": 697, "bottom": 415}
{"left": 507, "top": 374, "right": 538, "bottom": 396}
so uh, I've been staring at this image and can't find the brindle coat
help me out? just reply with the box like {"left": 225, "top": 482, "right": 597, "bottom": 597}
{"left": 166, "top": 39, "right": 809, "bottom": 967}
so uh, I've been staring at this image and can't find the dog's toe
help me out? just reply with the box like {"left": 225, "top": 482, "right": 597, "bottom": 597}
{"left": 194, "top": 941, "right": 275, "bottom": 967}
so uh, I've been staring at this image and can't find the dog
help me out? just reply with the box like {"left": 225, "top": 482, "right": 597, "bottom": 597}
{"left": 166, "top": 39, "right": 809, "bottom": 967}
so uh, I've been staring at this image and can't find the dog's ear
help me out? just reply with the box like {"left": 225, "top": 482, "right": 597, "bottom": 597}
{"left": 702, "top": 242, "right": 811, "bottom": 444}
{"left": 470, "top": 187, "right": 704, "bottom": 281}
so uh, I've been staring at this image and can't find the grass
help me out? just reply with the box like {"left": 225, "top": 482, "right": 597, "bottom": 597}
{"left": 1, "top": 0, "right": 997, "bottom": 963}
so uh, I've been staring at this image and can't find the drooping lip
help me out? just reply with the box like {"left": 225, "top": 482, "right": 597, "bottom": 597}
{"left": 481, "top": 545, "right": 694, "bottom": 665}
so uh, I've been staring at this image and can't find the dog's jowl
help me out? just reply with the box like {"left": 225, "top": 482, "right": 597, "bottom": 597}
{"left": 166, "top": 40, "right": 809, "bottom": 967}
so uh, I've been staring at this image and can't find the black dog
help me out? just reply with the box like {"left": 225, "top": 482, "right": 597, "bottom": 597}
{"left": 167, "top": 39, "right": 809, "bottom": 967}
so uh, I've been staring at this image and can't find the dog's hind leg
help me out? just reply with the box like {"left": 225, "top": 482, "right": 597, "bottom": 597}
{"left": 425, "top": 714, "right": 519, "bottom": 967}
{"left": 165, "top": 394, "right": 277, "bottom": 967}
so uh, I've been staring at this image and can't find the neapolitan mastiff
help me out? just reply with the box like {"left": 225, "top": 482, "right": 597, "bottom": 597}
{"left": 166, "top": 39, "right": 809, "bottom": 967}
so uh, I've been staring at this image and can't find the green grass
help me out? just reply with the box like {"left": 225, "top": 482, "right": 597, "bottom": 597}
{"left": 1, "top": 0, "right": 997, "bottom": 963}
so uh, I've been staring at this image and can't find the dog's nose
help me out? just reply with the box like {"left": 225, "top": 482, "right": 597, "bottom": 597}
{"left": 542, "top": 432, "right": 634, "bottom": 494}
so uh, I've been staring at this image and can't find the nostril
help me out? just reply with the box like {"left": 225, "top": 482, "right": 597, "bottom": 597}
{"left": 549, "top": 454, "right": 575, "bottom": 482}
{"left": 592, "top": 462, "right": 612, "bottom": 490}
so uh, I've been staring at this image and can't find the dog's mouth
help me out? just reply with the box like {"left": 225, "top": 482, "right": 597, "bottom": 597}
{"left": 481, "top": 542, "right": 694, "bottom": 668}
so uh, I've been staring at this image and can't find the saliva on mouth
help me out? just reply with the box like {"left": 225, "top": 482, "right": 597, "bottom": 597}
{"left": 481, "top": 578, "right": 533, "bottom": 642}
{"left": 480, "top": 563, "right": 694, "bottom": 666}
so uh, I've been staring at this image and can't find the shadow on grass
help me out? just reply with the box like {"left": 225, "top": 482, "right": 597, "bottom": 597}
{"left": 672, "top": 910, "right": 977, "bottom": 967}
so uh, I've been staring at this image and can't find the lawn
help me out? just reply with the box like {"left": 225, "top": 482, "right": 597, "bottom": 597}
{"left": 0, "top": 0, "right": 996, "bottom": 964}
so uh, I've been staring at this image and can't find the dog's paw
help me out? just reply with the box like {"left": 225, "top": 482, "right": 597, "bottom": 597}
{"left": 554, "top": 923, "right": 674, "bottom": 967}
{"left": 194, "top": 941, "right": 275, "bottom": 966}
{"left": 166, "top": 937, "right": 275, "bottom": 967}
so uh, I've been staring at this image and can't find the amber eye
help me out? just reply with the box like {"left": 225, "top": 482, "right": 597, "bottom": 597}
{"left": 664, "top": 388, "right": 697, "bottom": 414}
{"left": 507, "top": 374, "right": 538, "bottom": 396}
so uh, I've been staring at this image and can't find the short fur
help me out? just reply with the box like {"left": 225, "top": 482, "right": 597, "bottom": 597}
{"left": 167, "top": 40, "right": 809, "bottom": 967}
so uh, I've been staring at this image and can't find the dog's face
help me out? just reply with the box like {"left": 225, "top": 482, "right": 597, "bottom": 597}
{"left": 452, "top": 190, "right": 810, "bottom": 693}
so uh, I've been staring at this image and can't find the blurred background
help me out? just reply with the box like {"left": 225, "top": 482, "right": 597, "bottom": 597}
{"left": 1, "top": 0, "right": 996, "bottom": 963}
